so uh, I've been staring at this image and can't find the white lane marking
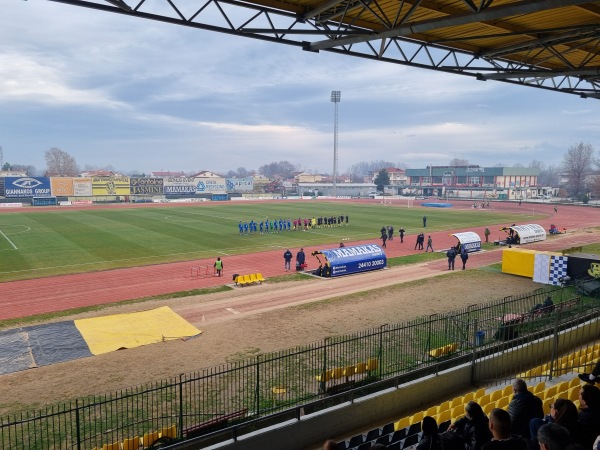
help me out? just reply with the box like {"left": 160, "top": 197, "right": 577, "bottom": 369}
{"left": 226, "top": 308, "right": 240, "bottom": 315}
{"left": 0, "top": 229, "right": 18, "bottom": 250}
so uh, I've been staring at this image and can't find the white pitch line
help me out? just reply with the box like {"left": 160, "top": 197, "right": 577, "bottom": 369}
{"left": 0, "top": 229, "right": 17, "bottom": 250}
{"left": 226, "top": 307, "right": 241, "bottom": 315}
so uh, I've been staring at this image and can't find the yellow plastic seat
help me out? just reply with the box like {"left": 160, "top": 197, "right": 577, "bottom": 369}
{"left": 102, "top": 443, "right": 121, "bottom": 450}
{"left": 315, "top": 370, "right": 332, "bottom": 383}
{"left": 122, "top": 437, "right": 141, "bottom": 450}
{"left": 474, "top": 388, "right": 485, "bottom": 398}
{"left": 490, "top": 389, "right": 503, "bottom": 402}
{"left": 502, "top": 385, "right": 513, "bottom": 397}
{"left": 342, "top": 365, "right": 356, "bottom": 379}
{"left": 483, "top": 402, "right": 495, "bottom": 415}
{"left": 567, "top": 386, "right": 580, "bottom": 402}
{"left": 534, "top": 381, "right": 546, "bottom": 395}
{"left": 462, "top": 392, "right": 474, "bottom": 403}
{"left": 496, "top": 396, "right": 510, "bottom": 409}
{"left": 160, "top": 425, "right": 176, "bottom": 439}
{"left": 544, "top": 385, "right": 557, "bottom": 400}
{"left": 255, "top": 273, "right": 266, "bottom": 282}
{"left": 366, "top": 358, "right": 378, "bottom": 372}
{"left": 450, "top": 396, "right": 463, "bottom": 409}
{"left": 355, "top": 362, "right": 368, "bottom": 375}
{"left": 568, "top": 377, "right": 581, "bottom": 389}
{"left": 556, "top": 381, "right": 569, "bottom": 394}
{"left": 331, "top": 367, "right": 344, "bottom": 381}
{"left": 543, "top": 398, "right": 553, "bottom": 415}
{"left": 437, "top": 401, "right": 450, "bottom": 413}
{"left": 451, "top": 405, "right": 464, "bottom": 421}
{"left": 142, "top": 431, "right": 159, "bottom": 448}
{"left": 249, "top": 273, "right": 259, "bottom": 283}
{"left": 437, "top": 409, "right": 451, "bottom": 424}
{"left": 425, "top": 405, "right": 437, "bottom": 417}
{"left": 478, "top": 393, "right": 491, "bottom": 406}
{"left": 394, "top": 416, "right": 410, "bottom": 431}
{"left": 411, "top": 411, "right": 424, "bottom": 424}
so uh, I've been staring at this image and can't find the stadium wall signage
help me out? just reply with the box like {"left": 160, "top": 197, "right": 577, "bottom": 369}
{"left": 314, "top": 244, "right": 387, "bottom": 277}
{"left": 5, "top": 177, "right": 51, "bottom": 197}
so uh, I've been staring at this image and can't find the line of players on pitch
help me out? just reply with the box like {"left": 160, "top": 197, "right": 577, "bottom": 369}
{"left": 238, "top": 215, "right": 349, "bottom": 235}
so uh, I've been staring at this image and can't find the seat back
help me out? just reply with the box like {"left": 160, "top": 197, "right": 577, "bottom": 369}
{"left": 142, "top": 431, "right": 160, "bottom": 448}
{"left": 331, "top": 367, "right": 344, "bottom": 380}
{"left": 256, "top": 273, "right": 266, "bottom": 281}
{"left": 355, "top": 362, "right": 367, "bottom": 375}
{"left": 249, "top": 273, "right": 258, "bottom": 283}
{"left": 122, "top": 437, "right": 141, "bottom": 450}
{"left": 316, "top": 370, "right": 332, "bottom": 383}
{"left": 160, "top": 425, "right": 176, "bottom": 439}
{"left": 342, "top": 365, "right": 355, "bottom": 378}
{"left": 366, "top": 358, "right": 378, "bottom": 372}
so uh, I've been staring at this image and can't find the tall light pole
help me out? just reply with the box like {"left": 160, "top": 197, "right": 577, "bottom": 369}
{"left": 331, "top": 91, "right": 341, "bottom": 198}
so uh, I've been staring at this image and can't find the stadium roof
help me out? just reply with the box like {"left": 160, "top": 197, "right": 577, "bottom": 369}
{"left": 47, "top": 0, "right": 600, "bottom": 98}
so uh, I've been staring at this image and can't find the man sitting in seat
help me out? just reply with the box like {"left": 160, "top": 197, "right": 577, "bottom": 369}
{"left": 482, "top": 408, "right": 528, "bottom": 449}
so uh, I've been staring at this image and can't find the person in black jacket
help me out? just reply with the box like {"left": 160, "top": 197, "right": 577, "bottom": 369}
{"left": 417, "top": 416, "right": 441, "bottom": 450}
{"left": 447, "top": 401, "right": 492, "bottom": 450}
{"left": 578, "top": 384, "right": 600, "bottom": 448}
{"left": 295, "top": 248, "right": 306, "bottom": 271}
{"left": 507, "top": 378, "right": 543, "bottom": 439}
{"left": 482, "top": 408, "right": 528, "bottom": 450}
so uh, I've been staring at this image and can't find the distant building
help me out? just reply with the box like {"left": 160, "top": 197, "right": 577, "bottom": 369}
{"left": 369, "top": 167, "right": 407, "bottom": 186}
{"left": 295, "top": 172, "right": 324, "bottom": 183}
{"left": 149, "top": 171, "right": 186, "bottom": 178}
{"left": 79, "top": 170, "right": 122, "bottom": 178}
{"left": 191, "top": 170, "right": 222, "bottom": 178}
{"left": 0, "top": 170, "right": 27, "bottom": 178}
{"left": 405, "top": 165, "right": 539, "bottom": 200}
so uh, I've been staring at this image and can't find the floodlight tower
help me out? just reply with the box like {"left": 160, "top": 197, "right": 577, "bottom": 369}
{"left": 331, "top": 91, "right": 341, "bottom": 198}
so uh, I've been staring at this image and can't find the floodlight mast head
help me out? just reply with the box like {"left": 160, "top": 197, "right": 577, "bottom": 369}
{"left": 331, "top": 91, "right": 341, "bottom": 198}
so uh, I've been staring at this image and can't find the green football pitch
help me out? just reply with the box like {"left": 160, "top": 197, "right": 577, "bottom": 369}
{"left": 0, "top": 201, "right": 537, "bottom": 282}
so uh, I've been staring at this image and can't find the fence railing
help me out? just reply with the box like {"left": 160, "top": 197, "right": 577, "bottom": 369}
{"left": 1, "top": 284, "right": 598, "bottom": 450}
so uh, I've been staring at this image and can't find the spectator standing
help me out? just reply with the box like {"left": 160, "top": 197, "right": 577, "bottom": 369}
{"left": 283, "top": 249, "right": 292, "bottom": 271}
{"left": 423, "top": 216, "right": 427, "bottom": 227}
{"left": 213, "top": 257, "right": 223, "bottom": 277}
{"left": 296, "top": 248, "right": 306, "bottom": 271}
{"left": 484, "top": 227, "right": 490, "bottom": 243}
{"left": 507, "top": 378, "right": 543, "bottom": 439}
{"left": 425, "top": 235, "right": 434, "bottom": 252}
{"left": 482, "top": 408, "right": 528, "bottom": 450}
{"left": 417, "top": 416, "right": 441, "bottom": 450}
{"left": 399, "top": 227, "right": 405, "bottom": 243}
{"left": 447, "top": 247, "right": 457, "bottom": 270}
{"left": 447, "top": 401, "right": 492, "bottom": 450}
{"left": 577, "top": 384, "right": 600, "bottom": 448}
{"left": 460, "top": 248, "right": 469, "bottom": 270}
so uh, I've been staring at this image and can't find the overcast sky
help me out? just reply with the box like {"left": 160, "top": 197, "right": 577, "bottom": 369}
{"left": 1, "top": 1, "right": 599, "bottom": 176}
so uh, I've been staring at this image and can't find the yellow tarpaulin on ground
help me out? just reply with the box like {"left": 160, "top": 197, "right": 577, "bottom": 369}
{"left": 75, "top": 306, "right": 201, "bottom": 355}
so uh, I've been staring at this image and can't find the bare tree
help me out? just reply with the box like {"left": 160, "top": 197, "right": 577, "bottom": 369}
{"left": 45, "top": 148, "right": 79, "bottom": 176}
{"left": 449, "top": 158, "right": 469, "bottom": 166}
{"left": 562, "top": 142, "right": 596, "bottom": 197}
{"left": 347, "top": 160, "right": 397, "bottom": 182}
{"left": 538, "top": 165, "right": 560, "bottom": 187}
{"left": 258, "top": 161, "right": 297, "bottom": 179}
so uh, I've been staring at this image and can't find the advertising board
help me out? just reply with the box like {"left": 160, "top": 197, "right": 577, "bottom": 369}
{"left": 4, "top": 177, "right": 51, "bottom": 198}
{"left": 315, "top": 244, "right": 387, "bottom": 277}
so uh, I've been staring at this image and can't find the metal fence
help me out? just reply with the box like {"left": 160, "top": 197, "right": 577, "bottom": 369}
{"left": 1, "top": 284, "right": 599, "bottom": 450}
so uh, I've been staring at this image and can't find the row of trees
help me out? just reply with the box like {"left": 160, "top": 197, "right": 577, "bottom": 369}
{"left": 1, "top": 143, "right": 597, "bottom": 198}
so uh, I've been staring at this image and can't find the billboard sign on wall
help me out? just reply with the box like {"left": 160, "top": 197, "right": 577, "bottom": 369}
{"left": 51, "top": 177, "right": 75, "bottom": 197}
{"left": 92, "top": 177, "right": 130, "bottom": 196}
{"left": 226, "top": 177, "right": 254, "bottom": 192}
{"left": 5, "top": 177, "right": 51, "bottom": 197}
{"left": 163, "top": 177, "right": 196, "bottom": 195}
{"left": 73, "top": 179, "right": 92, "bottom": 197}
{"left": 130, "top": 178, "right": 164, "bottom": 195}
{"left": 195, "top": 177, "right": 226, "bottom": 193}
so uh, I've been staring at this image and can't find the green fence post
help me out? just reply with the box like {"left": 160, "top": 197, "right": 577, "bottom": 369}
{"left": 75, "top": 399, "right": 81, "bottom": 450}
{"left": 471, "top": 318, "right": 478, "bottom": 385}
{"left": 178, "top": 375, "right": 184, "bottom": 440}
{"left": 378, "top": 325, "right": 387, "bottom": 379}
{"left": 255, "top": 355, "right": 261, "bottom": 417}
{"left": 320, "top": 338, "right": 330, "bottom": 393}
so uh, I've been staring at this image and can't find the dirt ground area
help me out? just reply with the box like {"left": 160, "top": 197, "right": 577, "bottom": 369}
{"left": 0, "top": 267, "right": 542, "bottom": 414}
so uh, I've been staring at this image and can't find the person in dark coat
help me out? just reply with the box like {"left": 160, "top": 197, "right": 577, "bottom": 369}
{"left": 448, "top": 401, "right": 492, "bottom": 450}
{"left": 507, "top": 378, "right": 543, "bottom": 439}
{"left": 460, "top": 248, "right": 469, "bottom": 270}
{"left": 482, "top": 408, "right": 528, "bottom": 450}
{"left": 417, "top": 416, "right": 441, "bottom": 450}
{"left": 296, "top": 248, "right": 306, "bottom": 271}
{"left": 577, "top": 384, "right": 600, "bottom": 448}
{"left": 446, "top": 247, "right": 457, "bottom": 270}
{"left": 381, "top": 227, "right": 387, "bottom": 248}
{"left": 399, "top": 227, "right": 405, "bottom": 243}
{"left": 283, "top": 249, "right": 293, "bottom": 271}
